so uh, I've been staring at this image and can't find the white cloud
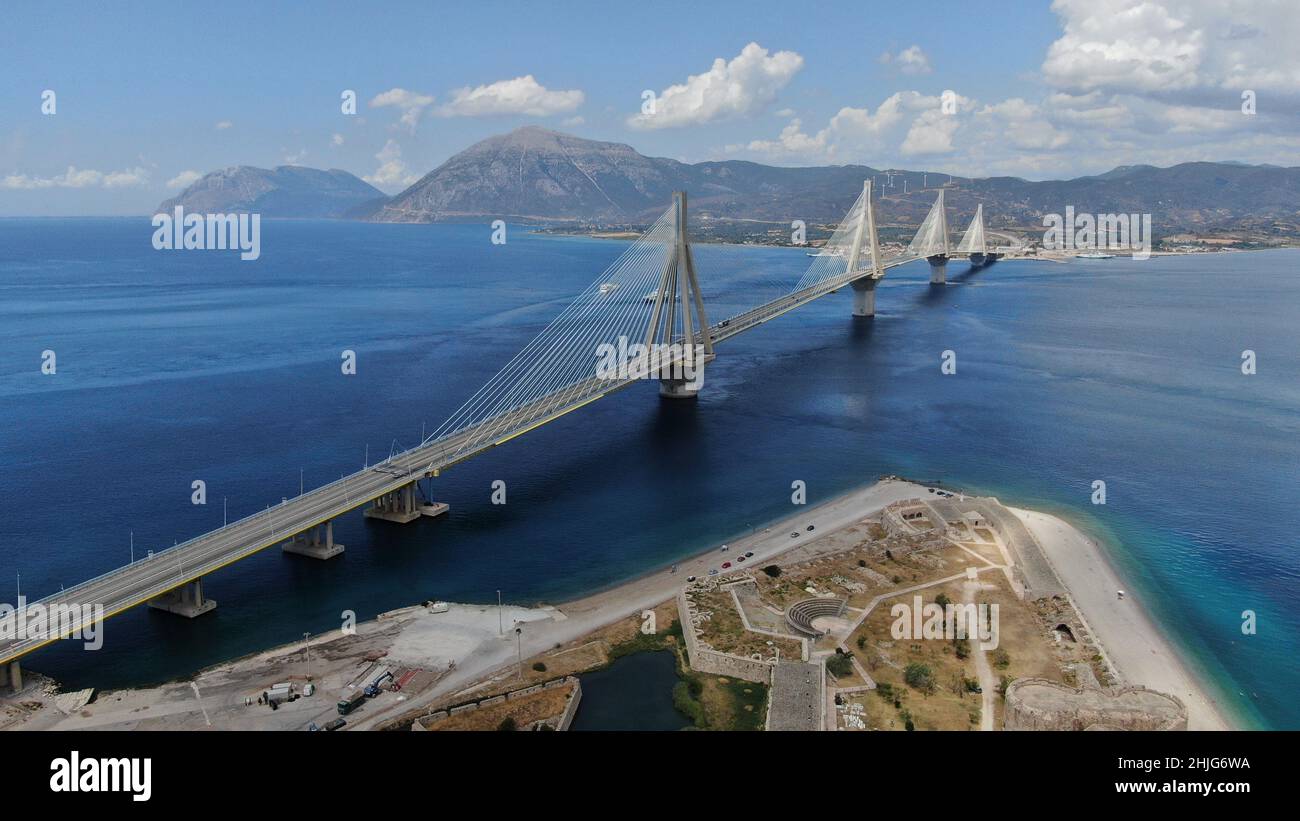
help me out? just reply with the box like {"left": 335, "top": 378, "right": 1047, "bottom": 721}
{"left": 332, "top": 133, "right": 345, "bottom": 146}
{"left": 215, "top": 120, "right": 233, "bottom": 130}
{"left": 727, "top": 1, "right": 1300, "bottom": 178}
{"left": 283, "top": 149, "right": 307, "bottom": 165}
{"left": 364, "top": 139, "right": 419, "bottom": 190}
{"left": 628, "top": 42, "right": 804, "bottom": 129}
{"left": 1043, "top": 0, "right": 1300, "bottom": 98}
{"left": 2, "top": 166, "right": 149, "bottom": 190}
{"left": 562, "top": 115, "right": 585, "bottom": 127}
{"left": 879, "top": 45, "right": 932, "bottom": 76}
{"left": 976, "top": 98, "right": 1071, "bottom": 150}
{"left": 370, "top": 88, "right": 435, "bottom": 132}
{"left": 737, "top": 91, "right": 949, "bottom": 161}
{"left": 166, "top": 170, "right": 203, "bottom": 189}
{"left": 436, "top": 75, "right": 583, "bottom": 117}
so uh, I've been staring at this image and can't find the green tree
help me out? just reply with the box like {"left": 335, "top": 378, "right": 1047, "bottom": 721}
{"left": 826, "top": 651, "right": 854, "bottom": 678}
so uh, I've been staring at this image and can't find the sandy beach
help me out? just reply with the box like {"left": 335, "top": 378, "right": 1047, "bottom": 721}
{"left": 1009, "top": 507, "right": 1232, "bottom": 730}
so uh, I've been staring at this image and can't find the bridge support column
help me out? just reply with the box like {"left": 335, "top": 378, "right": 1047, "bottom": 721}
{"left": 968, "top": 253, "right": 986, "bottom": 268}
{"left": 282, "top": 519, "right": 345, "bottom": 560}
{"left": 3, "top": 660, "right": 21, "bottom": 693}
{"left": 850, "top": 278, "right": 877, "bottom": 317}
{"left": 928, "top": 255, "right": 948, "bottom": 284}
{"left": 659, "top": 374, "right": 702, "bottom": 399}
{"left": 365, "top": 483, "right": 450, "bottom": 524}
{"left": 148, "top": 578, "right": 216, "bottom": 618}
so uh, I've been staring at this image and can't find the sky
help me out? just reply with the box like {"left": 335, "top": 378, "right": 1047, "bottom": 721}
{"left": 1, "top": 0, "right": 1298, "bottom": 215}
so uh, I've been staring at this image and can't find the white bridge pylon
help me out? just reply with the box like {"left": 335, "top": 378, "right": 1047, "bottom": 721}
{"left": 905, "top": 189, "right": 952, "bottom": 284}
{"left": 956, "top": 202, "right": 998, "bottom": 267}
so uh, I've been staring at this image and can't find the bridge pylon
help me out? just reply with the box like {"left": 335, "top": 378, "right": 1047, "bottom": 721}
{"left": 928, "top": 188, "right": 950, "bottom": 284}
{"left": 644, "top": 191, "right": 713, "bottom": 399}
{"left": 957, "top": 203, "right": 989, "bottom": 267}
{"left": 847, "top": 180, "right": 885, "bottom": 317}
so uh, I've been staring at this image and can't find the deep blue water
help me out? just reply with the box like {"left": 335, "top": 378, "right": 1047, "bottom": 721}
{"left": 0, "top": 218, "right": 1296, "bottom": 729}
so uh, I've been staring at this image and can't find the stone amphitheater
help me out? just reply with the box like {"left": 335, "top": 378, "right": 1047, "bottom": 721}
{"left": 1003, "top": 677, "right": 1187, "bottom": 731}
{"left": 785, "top": 597, "right": 848, "bottom": 637}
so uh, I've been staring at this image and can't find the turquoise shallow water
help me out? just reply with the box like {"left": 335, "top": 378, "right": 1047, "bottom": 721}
{"left": 0, "top": 219, "right": 1295, "bottom": 728}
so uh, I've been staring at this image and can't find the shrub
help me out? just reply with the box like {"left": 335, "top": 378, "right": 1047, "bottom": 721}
{"left": 497, "top": 717, "right": 517, "bottom": 732}
{"left": 826, "top": 651, "right": 854, "bottom": 678}
{"left": 532, "top": 662, "right": 547, "bottom": 672}
{"left": 762, "top": 564, "right": 782, "bottom": 578}
{"left": 954, "top": 638, "right": 970, "bottom": 660}
{"left": 904, "top": 662, "right": 936, "bottom": 695}
{"left": 991, "top": 648, "right": 1010, "bottom": 669}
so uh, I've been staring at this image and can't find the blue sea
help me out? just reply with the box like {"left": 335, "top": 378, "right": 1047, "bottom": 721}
{"left": 0, "top": 218, "right": 1295, "bottom": 729}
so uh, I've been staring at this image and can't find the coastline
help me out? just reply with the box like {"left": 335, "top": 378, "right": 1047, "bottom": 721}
{"left": 6, "top": 477, "right": 1238, "bottom": 732}
{"left": 1009, "top": 506, "right": 1237, "bottom": 731}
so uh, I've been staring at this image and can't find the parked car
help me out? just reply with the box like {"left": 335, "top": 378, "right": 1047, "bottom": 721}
{"left": 791, "top": 532, "right": 799, "bottom": 538}
{"left": 736, "top": 555, "right": 746, "bottom": 562}
{"left": 721, "top": 561, "right": 732, "bottom": 569}
{"left": 686, "top": 575, "right": 696, "bottom": 583}
{"left": 806, "top": 524, "right": 815, "bottom": 531}
{"left": 744, "top": 551, "right": 754, "bottom": 558}
{"left": 707, "top": 568, "right": 719, "bottom": 576}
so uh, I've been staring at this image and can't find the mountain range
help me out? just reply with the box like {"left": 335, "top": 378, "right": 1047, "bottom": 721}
{"left": 160, "top": 127, "right": 1300, "bottom": 236}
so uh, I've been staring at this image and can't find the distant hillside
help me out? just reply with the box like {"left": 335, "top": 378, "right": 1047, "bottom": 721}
{"left": 357, "top": 127, "right": 1300, "bottom": 237}
{"left": 363, "top": 126, "right": 883, "bottom": 224}
{"left": 157, "top": 166, "right": 386, "bottom": 218}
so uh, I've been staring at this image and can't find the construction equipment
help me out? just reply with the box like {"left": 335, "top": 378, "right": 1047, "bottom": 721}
{"left": 364, "top": 671, "right": 394, "bottom": 698}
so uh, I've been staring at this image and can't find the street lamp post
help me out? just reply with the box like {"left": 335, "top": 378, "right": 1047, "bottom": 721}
{"left": 303, "top": 632, "right": 311, "bottom": 681}
{"left": 514, "top": 624, "right": 522, "bottom": 679}
{"left": 497, "top": 590, "right": 503, "bottom": 636}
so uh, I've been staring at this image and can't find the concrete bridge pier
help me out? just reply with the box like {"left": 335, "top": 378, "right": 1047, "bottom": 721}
{"left": 3, "top": 660, "right": 21, "bottom": 693}
{"left": 968, "top": 253, "right": 986, "bottom": 267}
{"left": 659, "top": 375, "right": 701, "bottom": 399}
{"left": 148, "top": 578, "right": 216, "bottom": 618}
{"left": 282, "top": 519, "right": 345, "bottom": 560}
{"left": 850, "top": 277, "right": 877, "bottom": 317}
{"left": 365, "top": 483, "right": 450, "bottom": 524}
{"left": 928, "top": 254, "right": 948, "bottom": 284}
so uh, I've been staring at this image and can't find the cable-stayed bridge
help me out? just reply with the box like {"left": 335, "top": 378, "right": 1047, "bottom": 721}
{"left": 0, "top": 181, "right": 1006, "bottom": 684}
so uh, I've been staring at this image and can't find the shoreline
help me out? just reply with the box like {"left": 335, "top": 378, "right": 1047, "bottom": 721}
{"left": 1008, "top": 506, "right": 1234, "bottom": 731}
{"left": 8, "top": 477, "right": 1239, "bottom": 731}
